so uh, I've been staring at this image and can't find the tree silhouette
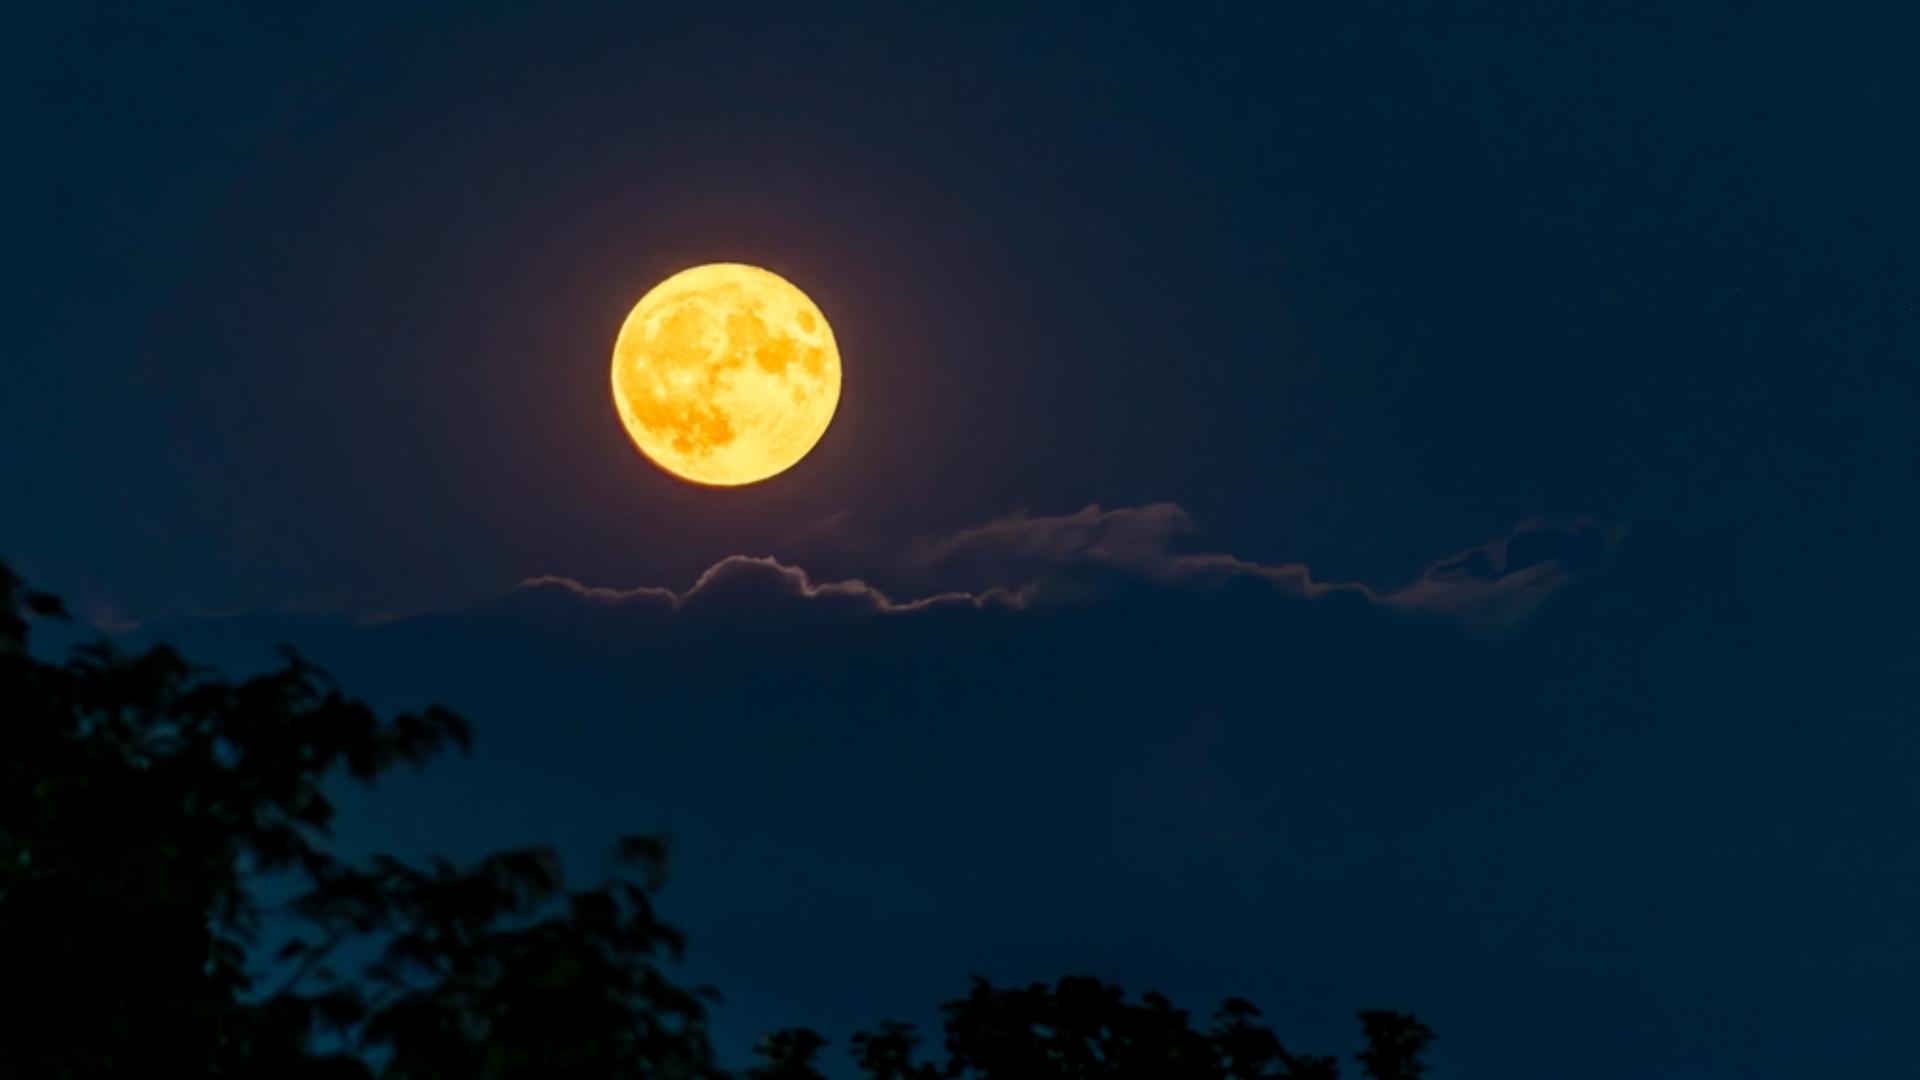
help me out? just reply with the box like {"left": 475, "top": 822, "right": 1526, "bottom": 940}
{"left": 1353, "top": 1011, "right": 1436, "bottom": 1080}
{"left": 753, "top": 979, "right": 1428, "bottom": 1079}
{"left": 2, "top": 562, "right": 1434, "bottom": 1078}
{"left": 0, "top": 562, "right": 719, "bottom": 1078}
{"left": 848, "top": 1021, "right": 940, "bottom": 1080}
{"left": 747, "top": 1028, "right": 831, "bottom": 1079}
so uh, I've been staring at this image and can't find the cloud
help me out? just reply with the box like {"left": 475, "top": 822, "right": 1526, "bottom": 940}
{"left": 904, "top": 503, "right": 1346, "bottom": 599}
{"left": 1383, "top": 516, "right": 1623, "bottom": 629}
{"left": 519, "top": 505, "right": 1622, "bottom": 631}
{"left": 520, "top": 555, "right": 1026, "bottom": 617}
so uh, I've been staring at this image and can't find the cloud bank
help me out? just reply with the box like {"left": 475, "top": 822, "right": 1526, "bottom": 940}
{"left": 514, "top": 505, "right": 1622, "bottom": 631}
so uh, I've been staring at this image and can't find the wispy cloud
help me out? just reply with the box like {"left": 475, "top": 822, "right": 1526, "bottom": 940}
{"left": 520, "top": 505, "right": 1621, "bottom": 631}
{"left": 522, "top": 555, "right": 1028, "bottom": 617}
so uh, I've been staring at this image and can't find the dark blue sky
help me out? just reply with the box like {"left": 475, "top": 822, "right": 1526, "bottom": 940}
{"left": 4, "top": 4, "right": 1917, "bottom": 1077}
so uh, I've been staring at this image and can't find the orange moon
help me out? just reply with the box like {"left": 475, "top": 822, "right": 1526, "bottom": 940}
{"left": 610, "top": 264, "right": 841, "bottom": 487}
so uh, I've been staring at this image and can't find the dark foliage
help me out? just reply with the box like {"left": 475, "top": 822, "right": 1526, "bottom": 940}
{"left": 0, "top": 563, "right": 718, "bottom": 1079}
{"left": 2, "top": 564, "right": 1432, "bottom": 1078}
{"left": 1354, "top": 1011, "right": 1436, "bottom": 1080}
{"left": 753, "top": 979, "right": 1432, "bottom": 1080}
{"left": 748, "top": 1028, "right": 831, "bottom": 1079}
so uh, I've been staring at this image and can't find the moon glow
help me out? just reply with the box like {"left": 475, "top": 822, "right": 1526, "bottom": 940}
{"left": 610, "top": 263, "right": 841, "bottom": 487}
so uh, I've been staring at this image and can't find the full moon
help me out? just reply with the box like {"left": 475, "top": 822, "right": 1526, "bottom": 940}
{"left": 610, "top": 263, "right": 841, "bottom": 487}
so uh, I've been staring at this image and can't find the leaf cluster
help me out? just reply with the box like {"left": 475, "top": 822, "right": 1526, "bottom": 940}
{"left": 0, "top": 564, "right": 718, "bottom": 1079}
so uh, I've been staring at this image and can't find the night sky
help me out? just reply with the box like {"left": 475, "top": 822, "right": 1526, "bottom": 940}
{"left": 5, "top": 5, "right": 1917, "bottom": 1077}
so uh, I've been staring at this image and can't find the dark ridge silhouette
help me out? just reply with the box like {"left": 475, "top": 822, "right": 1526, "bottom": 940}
{"left": 0, "top": 561, "right": 1431, "bottom": 1078}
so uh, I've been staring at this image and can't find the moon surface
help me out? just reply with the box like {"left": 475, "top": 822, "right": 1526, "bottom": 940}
{"left": 610, "top": 263, "right": 841, "bottom": 487}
